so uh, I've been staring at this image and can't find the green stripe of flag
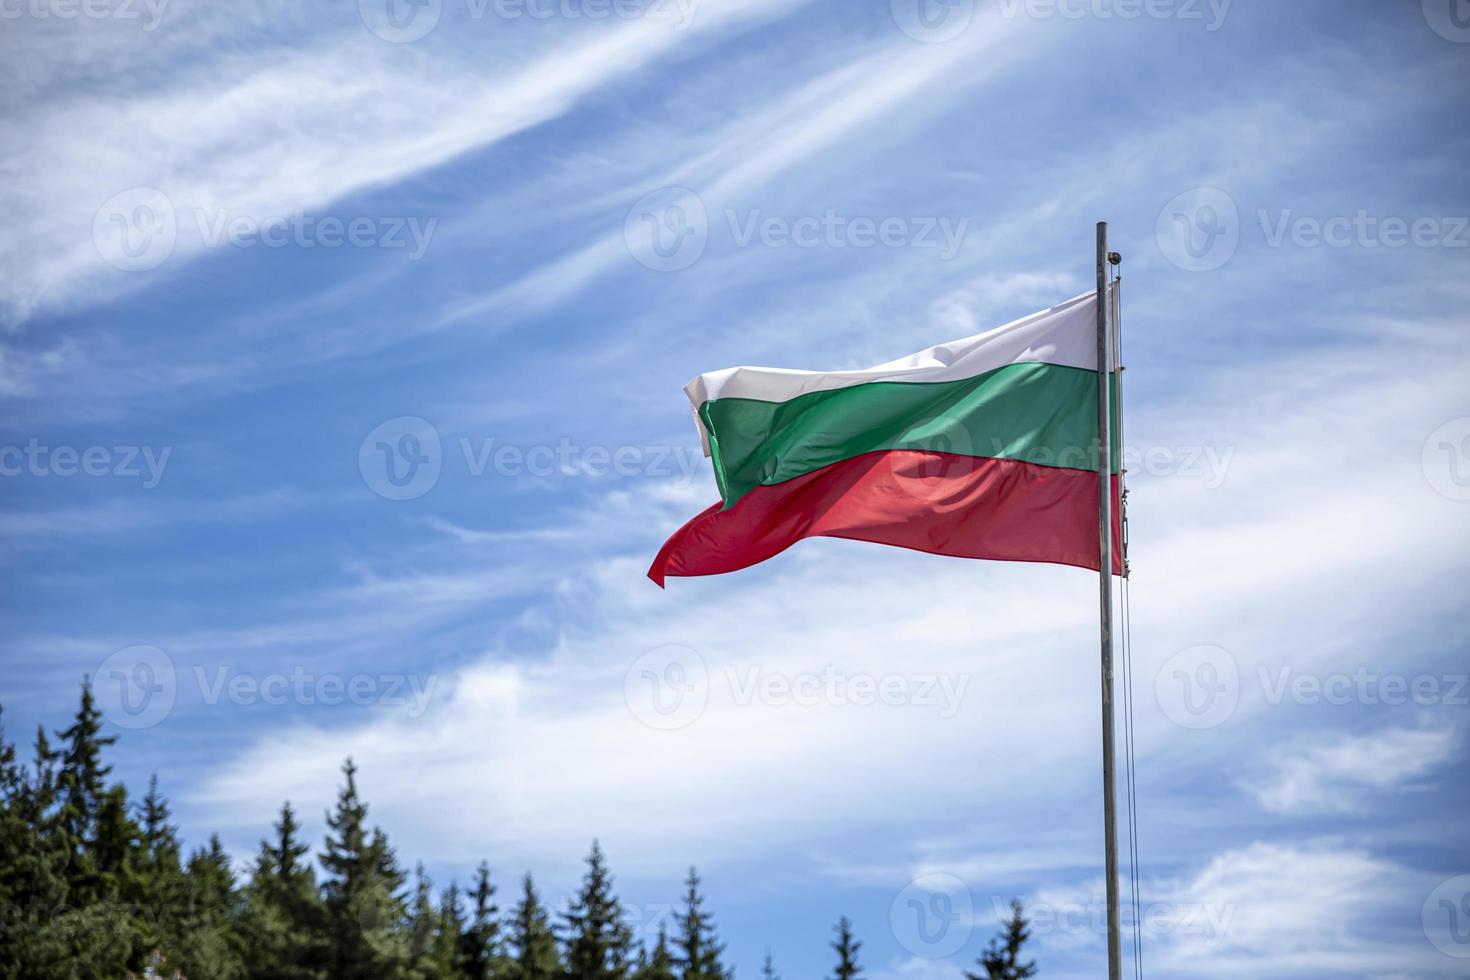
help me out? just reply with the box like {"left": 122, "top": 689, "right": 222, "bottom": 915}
{"left": 699, "top": 361, "right": 1119, "bottom": 508}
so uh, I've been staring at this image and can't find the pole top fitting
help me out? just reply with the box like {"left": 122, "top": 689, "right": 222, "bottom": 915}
{"left": 1108, "top": 252, "right": 1122, "bottom": 266}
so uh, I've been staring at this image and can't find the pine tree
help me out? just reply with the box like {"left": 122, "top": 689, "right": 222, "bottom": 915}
{"left": 138, "top": 774, "right": 185, "bottom": 918}
{"left": 409, "top": 864, "right": 437, "bottom": 962}
{"left": 634, "top": 924, "right": 678, "bottom": 980}
{"left": 0, "top": 725, "right": 72, "bottom": 976}
{"left": 760, "top": 948, "right": 779, "bottom": 980}
{"left": 321, "top": 759, "right": 410, "bottom": 980}
{"left": 174, "top": 835, "right": 248, "bottom": 979}
{"left": 407, "top": 863, "right": 463, "bottom": 979}
{"left": 506, "top": 872, "right": 561, "bottom": 980}
{"left": 92, "top": 781, "right": 147, "bottom": 970}
{"left": 966, "top": 901, "right": 1037, "bottom": 980}
{"left": 458, "top": 861, "right": 500, "bottom": 979}
{"left": 53, "top": 678, "right": 119, "bottom": 902}
{"left": 242, "top": 801, "right": 329, "bottom": 979}
{"left": 561, "top": 840, "right": 633, "bottom": 980}
{"left": 828, "top": 916, "right": 862, "bottom": 980}
{"left": 427, "top": 880, "right": 468, "bottom": 979}
{"left": 51, "top": 684, "right": 144, "bottom": 975}
{"left": 0, "top": 708, "right": 53, "bottom": 976}
{"left": 674, "top": 867, "right": 727, "bottom": 980}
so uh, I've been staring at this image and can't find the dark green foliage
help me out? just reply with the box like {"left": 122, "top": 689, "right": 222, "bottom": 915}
{"left": 53, "top": 679, "right": 118, "bottom": 892}
{"left": 674, "top": 867, "right": 728, "bottom": 980}
{"left": 1, "top": 688, "right": 144, "bottom": 978}
{"left": 458, "top": 862, "right": 499, "bottom": 980}
{"left": 2, "top": 684, "right": 1031, "bottom": 979}
{"left": 506, "top": 872, "right": 561, "bottom": 980}
{"left": 759, "top": 949, "right": 778, "bottom": 980}
{"left": 174, "top": 835, "right": 248, "bottom": 980}
{"left": 428, "top": 881, "right": 469, "bottom": 979}
{"left": 828, "top": 917, "right": 862, "bottom": 980}
{"left": 967, "top": 901, "right": 1037, "bottom": 980}
{"left": 560, "top": 840, "right": 633, "bottom": 980}
{"left": 633, "top": 924, "right": 677, "bottom": 980}
{"left": 241, "top": 802, "right": 329, "bottom": 979}
{"left": 320, "top": 758, "right": 410, "bottom": 979}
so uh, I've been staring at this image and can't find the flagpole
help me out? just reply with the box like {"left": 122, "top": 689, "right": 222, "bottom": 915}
{"left": 1096, "top": 221, "right": 1123, "bottom": 980}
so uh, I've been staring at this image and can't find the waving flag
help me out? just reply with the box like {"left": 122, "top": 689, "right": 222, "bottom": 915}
{"left": 649, "top": 289, "right": 1122, "bottom": 586}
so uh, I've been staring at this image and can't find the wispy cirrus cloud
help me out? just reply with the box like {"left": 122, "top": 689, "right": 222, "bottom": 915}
{"left": 0, "top": 0, "right": 813, "bottom": 325}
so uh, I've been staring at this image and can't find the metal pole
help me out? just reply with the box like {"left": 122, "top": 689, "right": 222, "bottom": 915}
{"left": 1096, "top": 221, "right": 1123, "bottom": 980}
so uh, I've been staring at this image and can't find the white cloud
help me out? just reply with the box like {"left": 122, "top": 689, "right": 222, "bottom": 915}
{"left": 0, "top": 0, "right": 812, "bottom": 324}
{"left": 1253, "top": 725, "right": 1460, "bottom": 815}
{"left": 436, "top": 7, "right": 1053, "bottom": 325}
{"left": 1023, "top": 842, "right": 1455, "bottom": 978}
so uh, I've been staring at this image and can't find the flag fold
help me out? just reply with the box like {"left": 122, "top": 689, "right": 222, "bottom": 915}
{"left": 650, "top": 289, "right": 1123, "bottom": 586}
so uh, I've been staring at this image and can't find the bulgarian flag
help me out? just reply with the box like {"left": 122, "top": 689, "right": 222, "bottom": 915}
{"left": 648, "top": 289, "right": 1123, "bottom": 586}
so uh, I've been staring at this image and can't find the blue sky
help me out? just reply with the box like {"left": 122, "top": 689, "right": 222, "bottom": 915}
{"left": 3, "top": 0, "right": 1470, "bottom": 976}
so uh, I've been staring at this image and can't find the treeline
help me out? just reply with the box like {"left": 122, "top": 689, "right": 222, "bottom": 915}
{"left": 0, "top": 682, "right": 1038, "bottom": 980}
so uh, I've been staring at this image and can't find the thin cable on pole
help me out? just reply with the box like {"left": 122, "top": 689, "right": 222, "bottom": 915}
{"left": 1122, "top": 578, "right": 1143, "bottom": 980}
{"left": 1113, "top": 270, "right": 1145, "bottom": 980}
